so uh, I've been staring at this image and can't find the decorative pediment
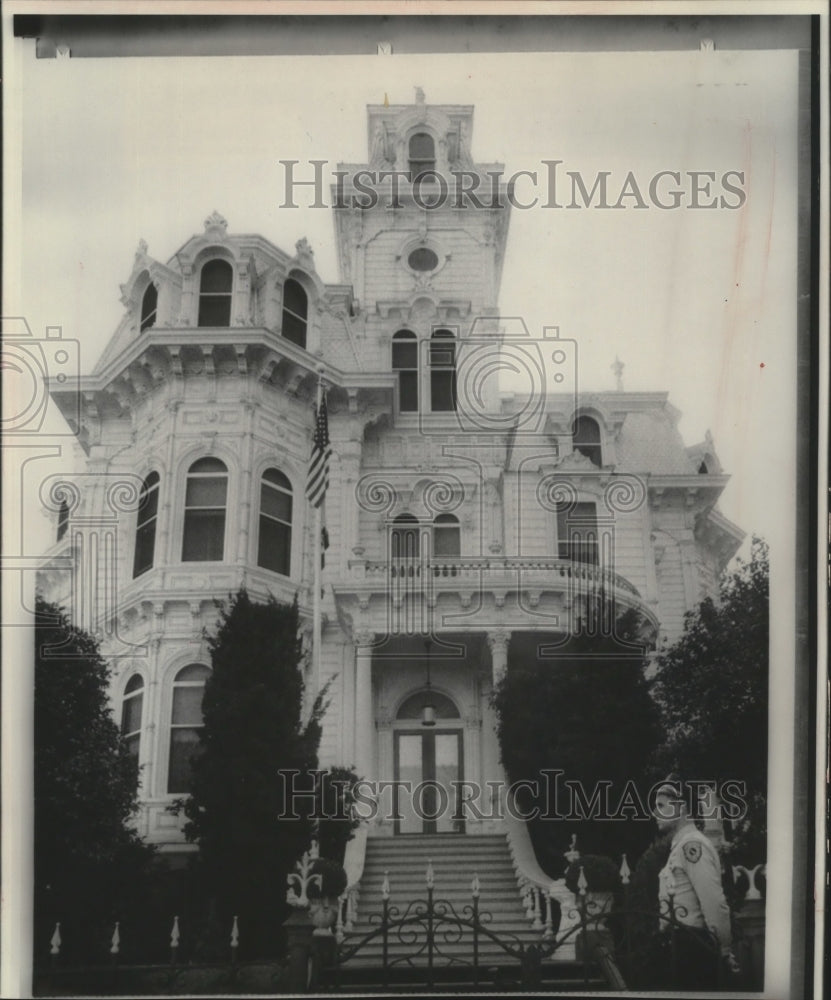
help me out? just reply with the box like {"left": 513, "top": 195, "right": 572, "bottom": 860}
{"left": 687, "top": 430, "right": 723, "bottom": 475}
{"left": 119, "top": 251, "right": 179, "bottom": 310}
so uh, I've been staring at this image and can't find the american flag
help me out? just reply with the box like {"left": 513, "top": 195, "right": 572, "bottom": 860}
{"left": 305, "top": 395, "right": 331, "bottom": 509}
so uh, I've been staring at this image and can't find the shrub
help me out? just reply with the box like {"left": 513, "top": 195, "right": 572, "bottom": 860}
{"left": 565, "top": 854, "right": 621, "bottom": 895}
{"left": 315, "top": 767, "right": 361, "bottom": 865}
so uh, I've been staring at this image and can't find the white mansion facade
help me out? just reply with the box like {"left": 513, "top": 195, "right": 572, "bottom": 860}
{"left": 40, "top": 98, "right": 743, "bottom": 854}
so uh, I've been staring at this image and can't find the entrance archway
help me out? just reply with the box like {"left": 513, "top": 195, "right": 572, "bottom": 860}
{"left": 393, "top": 690, "right": 464, "bottom": 835}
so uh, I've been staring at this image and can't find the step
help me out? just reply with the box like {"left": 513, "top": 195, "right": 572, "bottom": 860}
{"left": 328, "top": 964, "right": 609, "bottom": 989}
{"left": 347, "top": 833, "right": 550, "bottom": 971}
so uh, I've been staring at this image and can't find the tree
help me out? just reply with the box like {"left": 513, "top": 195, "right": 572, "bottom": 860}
{"left": 650, "top": 536, "right": 769, "bottom": 863}
{"left": 493, "top": 606, "right": 664, "bottom": 874}
{"left": 179, "top": 589, "right": 326, "bottom": 959}
{"left": 34, "top": 597, "right": 155, "bottom": 962}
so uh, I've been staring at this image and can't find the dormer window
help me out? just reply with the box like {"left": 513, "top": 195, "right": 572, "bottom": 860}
{"left": 140, "top": 283, "right": 157, "bottom": 332}
{"left": 409, "top": 133, "right": 436, "bottom": 181}
{"left": 572, "top": 416, "right": 602, "bottom": 467}
{"left": 198, "top": 259, "right": 233, "bottom": 327}
{"left": 281, "top": 277, "right": 308, "bottom": 349}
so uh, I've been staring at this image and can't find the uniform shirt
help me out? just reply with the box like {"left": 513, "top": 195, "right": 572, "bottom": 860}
{"left": 658, "top": 823, "right": 732, "bottom": 953}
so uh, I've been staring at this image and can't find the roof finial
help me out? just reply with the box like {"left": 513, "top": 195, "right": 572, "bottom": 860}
{"left": 414, "top": 86, "right": 426, "bottom": 105}
{"left": 295, "top": 237, "right": 315, "bottom": 270}
{"left": 204, "top": 211, "right": 228, "bottom": 237}
{"left": 611, "top": 356, "right": 625, "bottom": 392}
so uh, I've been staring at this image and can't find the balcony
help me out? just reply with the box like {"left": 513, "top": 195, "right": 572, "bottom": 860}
{"left": 364, "top": 555, "right": 639, "bottom": 595}
{"left": 336, "top": 555, "right": 657, "bottom": 637}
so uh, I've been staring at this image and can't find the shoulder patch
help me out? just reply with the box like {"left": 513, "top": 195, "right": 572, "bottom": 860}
{"left": 682, "top": 841, "right": 702, "bottom": 864}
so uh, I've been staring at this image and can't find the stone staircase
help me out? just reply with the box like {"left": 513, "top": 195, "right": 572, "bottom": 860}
{"left": 334, "top": 834, "right": 607, "bottom": 989}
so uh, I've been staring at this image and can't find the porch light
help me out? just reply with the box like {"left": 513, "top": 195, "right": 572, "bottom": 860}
{"left": 422, "top": 640, "right": 436, "bottom": 726}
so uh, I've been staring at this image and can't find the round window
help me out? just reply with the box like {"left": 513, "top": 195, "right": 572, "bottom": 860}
{"left": 407, "top": 247, "right": 439, "bottom": 272}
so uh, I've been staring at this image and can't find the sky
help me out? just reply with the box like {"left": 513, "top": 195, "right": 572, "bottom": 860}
{"left": 14, "top": 45, "right": 799, "bottom": 562}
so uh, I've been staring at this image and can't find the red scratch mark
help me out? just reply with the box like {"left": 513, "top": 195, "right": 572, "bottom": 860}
{"left": 759, "top": 363, "right": 765, "bottom": 369}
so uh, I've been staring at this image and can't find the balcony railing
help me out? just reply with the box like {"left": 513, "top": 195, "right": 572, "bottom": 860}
{"left": 360, "top": 556, "right": 642, "bottom": 598}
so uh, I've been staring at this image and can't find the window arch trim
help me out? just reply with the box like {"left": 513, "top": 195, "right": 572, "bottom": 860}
{"left": 391, "top": 512, "right": 422, "bottom": 560}
{"left": 571, "top": 413, "right": 603, "bottom": 468}
{"left": 281, "top": 273, "right": 310, "bottom": 349}
{"left": 182, "top": 457, "right": 229, "bottom": 562}
{"left": 140, "top": 281, "right": 158, "bottom": 332}
{"left": 392, "top": 329, "right": 419, "bottom": 413}
{"left": 408, "top": 131, "right": 437, "bottom": 182}
{"left": 197, "top": 257, "right": 234, "bottom": 327}
{"left": 167, "top": 662, "right": 211, "bottom": 795}
{"left": 433, "top": 513, "right": 461, "bottom": 560}
{"left": 257, "top": 466, "right": 293, "bottom": 576}
{"left": 396, "top": 688, "right": 460, "bottom": 721}
{"left": 430, "top": 328, "right": 457, "bottom": 412}
{"left": 120, "top": 672, "right": 145, "bottom": 760}
{"left": 133, "top": 470, "right": 161, "bottom": 577}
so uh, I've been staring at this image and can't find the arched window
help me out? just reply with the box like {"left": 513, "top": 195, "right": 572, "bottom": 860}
{"left": 182, "top": 458, "right": 227, "bottom": 562}
{"left": 281, "top": 277, "right": 308, "bottom": 348}
{"left": 392, "top": 330, "right": 418, "bottom": 412}
{"left": 409, "top": 133, "right": 435, "bottom": 181}
{"left": 121, "top": 675, "right": 144, "bottom": 759}
{"left": 140, "top": 283, "right": 158, "bottom": 332}
{"left": 391, "top": 513, "right": 420, "bottom": 559}
{"left": 397, "top": 690, "right": 460, "bottom": 720}
{"left": 433, "top": 513, "right": 460, "bottom": 558}
{"left": 430, "top": 330, "right": 457, "bottom": 412}
{"left": 198, "top": 259, "right": 233, "bottom": 327}
{"left": 258, "top": 468, "right": 292, "bottom": 575}
{"left": 572, "top": 416, "right": 602, "bottom": 467}
{"left": 133, "top": 471, "right": 160, "bottom": 577}
{"left": 56, "top": 500, "right": 69, "bottom": 543}
{"left": 168, "top": 664, "right": 210, "bottom": 794}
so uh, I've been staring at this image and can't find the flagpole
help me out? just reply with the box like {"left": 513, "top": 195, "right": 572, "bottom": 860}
{"left": 312, "top": 367, "right": 324, "bottom": 701}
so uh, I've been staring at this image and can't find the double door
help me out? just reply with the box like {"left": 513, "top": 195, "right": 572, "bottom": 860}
{"left": 394, "top": 729, "right": 464, "bottom": 834}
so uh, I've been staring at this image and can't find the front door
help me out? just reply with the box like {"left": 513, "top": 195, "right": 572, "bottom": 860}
{"left": 394, "top": 730, "right": 464, "bottom": 834}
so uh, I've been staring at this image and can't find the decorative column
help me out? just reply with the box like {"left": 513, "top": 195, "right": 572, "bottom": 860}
{"left": 338, "top": 435, "right": 362, "bottom": 560}
{"left": 353, "top": 630, "right": 375, "bottom": 782}
{"left": 486, "top": 629, "right": 510, "bottom": 686}
{"left": 678, "top": 533, "right": 699, "bottom": 609}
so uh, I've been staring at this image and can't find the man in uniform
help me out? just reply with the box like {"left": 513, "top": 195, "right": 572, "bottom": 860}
{"left": 652, "top": 776, "right": 741, "bottom": 989}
